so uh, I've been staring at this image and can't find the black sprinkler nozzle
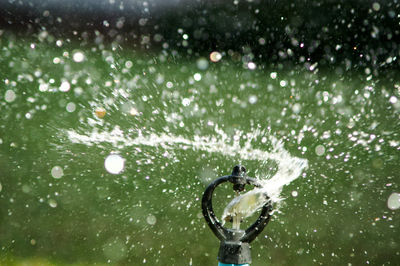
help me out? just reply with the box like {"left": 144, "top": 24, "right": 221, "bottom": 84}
{"left": 201, "top": 165, "right": 272, "bottom": 265}
{"left": 230, "top": 165, "right": 247, "bottom": 192}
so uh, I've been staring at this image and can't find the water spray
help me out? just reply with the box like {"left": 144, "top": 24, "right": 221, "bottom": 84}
{"left": 202, "top": 165, "right": 272, "bottom": 265}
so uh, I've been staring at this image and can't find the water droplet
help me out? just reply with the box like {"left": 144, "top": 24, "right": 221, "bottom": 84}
{"left": 270, "top": 72, "right": 277, "bottom": 79}
{"left": 193, "top": 73, "right": 202, "bottom": 81}
{"left": 247, "top": 62, "right": 256, "bottom": 70}
{"left": 72, "top": 51, "right": 85, "bottom": 62}
{"left": 372, "top": 2, "right": 380, "bottom": 11}
{"left": 196, "top": 57, "right": 209, "bottom": 70}
{"left": 39, "top": 83, "right": 49, "bottom": 92}
{"left": 248, "top": 95, "right": 258, "bottom": 104}
{"left": 389, "top": 96, "right": 398, "bottom": 104}
{"left": 387, "top": 193, "right": 400, "bottom": 210}
{"left": 125, "top": 60, "right": 133, "bottom": 68}
{"left": 5, "top": 90, "right": 16, "bottom": 103}
{"left": 292, "top": 103, "right": 301, "bottom": 114}
{"left": 104, "top": 154, "right": 125, "bottom": 175}
{"left": 156, "top": 74, "right": 164, "bottom": 84}
{"left": 25, "top": 112, "right": 32, "bottom": 119}
{"left": 182, "top": 98, "right": 191, "bottom": 106}
{"left": 95, "top": 107, "right": 106, "bottom": 118}
{"left": 59, "top": 81, "right": 71, "bottom": 92}
{"left": 48, "top": 199, "right": 57, "bottom": 208}
{"left": 51, "top": 166, "right": 64, "bottom": 179}
{"left": 66, "top": 102, "right": 76, "bottom": 112}
{"left": 292, "top": 191, "right": 298, "bottom": 197}
{"left": 129, "top": 107, "right": 138, "bottom": 116}
{"left": 146, "top": 214, "right": 157, "bottom": 225}
{"left": 22, "top": 184, "right": 31, "bottom": 193}
{"left": 210, "top": 51, "right": 222, "bottom": 62}
{"left": 315, "top": 145, "right": 325, "bottom": 156}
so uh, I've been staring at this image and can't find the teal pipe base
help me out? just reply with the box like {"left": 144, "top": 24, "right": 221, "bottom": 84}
{"left": 218, "top": 263, "right": 250, "bottom": 266}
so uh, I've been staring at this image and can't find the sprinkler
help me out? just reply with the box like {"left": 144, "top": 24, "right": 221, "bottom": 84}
{"left": 202, "top": 165, "right": 272, "bottom": 265}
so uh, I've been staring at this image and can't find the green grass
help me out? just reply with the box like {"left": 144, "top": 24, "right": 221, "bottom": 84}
{"left": 0, "top": 30, "right": 399, "bottom": 265}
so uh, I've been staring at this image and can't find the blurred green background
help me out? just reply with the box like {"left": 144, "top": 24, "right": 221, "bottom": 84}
{"left": 0, "top": 0, "right": 399, "bottom": 265}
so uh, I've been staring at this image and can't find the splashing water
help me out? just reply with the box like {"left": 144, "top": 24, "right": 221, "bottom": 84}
{"left": 67, "top": 126, "right": 306, "bottom": 167}
{"left": 220, "top": 139, "right": 307, "bottom": 228}
{"left": 67, "top": 124, "right": 308, "bottom": 224}
{"left": 221, "top": 155, "right": 306, "bottom": 229}
{"left": 222, "top": 188, "right": 269, "bottom": 229}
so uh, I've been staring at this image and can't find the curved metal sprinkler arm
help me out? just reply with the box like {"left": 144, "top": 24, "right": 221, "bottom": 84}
{"left": 201, "top": 175, "right": 231, "bottom": 241}
{"left": 201, "top": 165, "right": 272, "bottom": 265}
{"left": 242, "top": 203, "right": 272, "bottom": 243}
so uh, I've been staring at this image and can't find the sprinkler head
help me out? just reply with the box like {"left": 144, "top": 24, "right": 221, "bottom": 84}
{"left": 201, "top": 166, "right": 272, "bottom": 265}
